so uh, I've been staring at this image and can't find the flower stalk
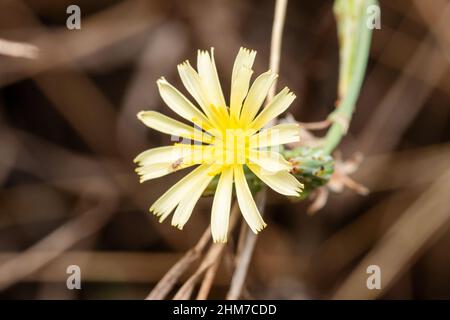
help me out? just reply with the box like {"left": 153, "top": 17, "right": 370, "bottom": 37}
{"left": 322, "top": 0, "right": 377, "bottom": 154}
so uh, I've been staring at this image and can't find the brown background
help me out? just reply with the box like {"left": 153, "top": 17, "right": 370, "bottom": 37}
{"left": 0, "top": 0, "right": 449, "bottom": 299}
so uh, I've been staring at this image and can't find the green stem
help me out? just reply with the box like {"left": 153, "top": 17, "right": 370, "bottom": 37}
{"left": 322, "top": 0, "right": 377, "bottom": 155}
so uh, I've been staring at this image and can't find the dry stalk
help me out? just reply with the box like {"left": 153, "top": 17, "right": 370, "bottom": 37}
{"left": 146, "top": 227, "right": 211, "bottom": 300}
{"left": 172, "top": 204, "right": 240, "bottom": 299}
{"left": 332, "top": 167, "right": 450, "bottom": 299}
{"left": 0, "top": 196, "right": 117, "bottom": 291}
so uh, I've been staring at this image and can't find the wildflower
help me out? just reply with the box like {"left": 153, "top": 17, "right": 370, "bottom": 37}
{"left": 135, "top": 47, "right": 303, "bottom": 243}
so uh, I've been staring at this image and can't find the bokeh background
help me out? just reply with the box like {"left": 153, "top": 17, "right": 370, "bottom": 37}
{"left": 1, "top": 0, "right": 449, "bottom": 299}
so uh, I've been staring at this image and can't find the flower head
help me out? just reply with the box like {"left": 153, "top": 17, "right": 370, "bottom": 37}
{"left": 135, "top": 47, "right": 303, "bottom": 243}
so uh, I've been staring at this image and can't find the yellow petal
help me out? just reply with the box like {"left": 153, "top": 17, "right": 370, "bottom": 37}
{"left": 211, "top": 167, "right": 233, "bottom": 243}
{"left": 230, "top": 67, "right": 253, "bottom": 120}
{"left": 137, "top": 111, "right": 212, "bottom": 144}
{"left": 177, "top": 60, "right": 226, "bottom": 130}
{"left": 234, "top": 165, "right": 266, "bottom": 234}
{"left": 197, "top": 48, "right": 226, "bottom": 108}
{"left": 157, "top": 77, "right": 212, "bottom": 129}
{"left": 249, "top": 87, "right": 296, "bottom": 131}
{"left": 135, "top": 145, "right": 214, "bottom": 182}
{"left": 239, "top": 70, "right": 277, "bottom": 125}
{"left": 248, "top": 149, "right": 291, "bottom": 172}
{"left": 231, "top": 47, "right": 256, "bottom": 84}
{"left": 230, "top": 48, "right": 256, "bottom": 118}
{"left": 171, "top": 170, "right": 214, "bottom": 230}
{"left": 248, "top": 164, "right": 303, "bottom": 196}
{"left": 249, "top": 123, "right": 300, "bottom": 148}
{"left": 177, "top": 61, "right": 213, "bottom": 115}
{"left": 135, "top": 144, "right": 214, "bottom": 165}
{"left": 134, "top": 145, "right": 184, "bottom": 165}
{"left": 136, "top": 163, "right": 186, "bottom": 182}
{"left": 150, "top": 164, "right": 210, "bottom": 221}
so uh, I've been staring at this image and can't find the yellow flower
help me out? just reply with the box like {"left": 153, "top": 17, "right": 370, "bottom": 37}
{"left": 135, "top": 47, "right": 303, "bottom": 243}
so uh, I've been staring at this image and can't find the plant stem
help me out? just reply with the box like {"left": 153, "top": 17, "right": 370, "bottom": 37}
{"left": 268, "top": 0, "right": 288, "bottom": 102}
{"left": 322, "top": 0, "right": 377, "bottom": 155}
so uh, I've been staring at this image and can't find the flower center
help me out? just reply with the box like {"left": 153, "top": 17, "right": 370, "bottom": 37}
{"left": 214, "top": 128, "right": 250, "bottom": 166}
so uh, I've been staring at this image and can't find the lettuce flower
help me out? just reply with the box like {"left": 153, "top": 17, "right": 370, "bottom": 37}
{"left": 135, "top": 48, "right": 303, "bottom": 243}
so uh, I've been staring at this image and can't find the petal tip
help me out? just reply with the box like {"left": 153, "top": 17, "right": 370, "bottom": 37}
{"left": 212, "top": 237, "right": 227, "bottom": 244}
{"left": 156, "top": 77, "right": 167, "bottom": 85}
{"left": 137, "top": 111, "right": 147, "bottom": 120}
{"left": 253, "top": 222, "right": 267, "bottom": 234}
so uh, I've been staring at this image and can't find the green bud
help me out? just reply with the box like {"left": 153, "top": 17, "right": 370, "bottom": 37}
{"left": 202, "top": 147, "right": 334, "bottom": 199}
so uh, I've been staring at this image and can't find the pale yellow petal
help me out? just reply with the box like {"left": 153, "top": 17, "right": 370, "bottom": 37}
{"left": 210, "top": 167, "right": 233, "bottom": 243}
{"left": 248, "top": 149, "right": 291, "bottom": 172}
{"left": 135, "top": 145, "right": 215, "bottom": 182}
{"left": 197, "top": 48, "right": 226, "bottom": 108}
{"left": 179, "top": 145, "right": 215, "bottom": 165}
{"left": 231, "top": 47, "right": 256, "bottom": 84}
{"left": 177, "top": 61, "right": 211, "bottom": 113}
{"left": 136, "top": 163, "right": 188, "bottom": 182}
{"left": 134, "top": 144, "right": 214, "bottom": 166}
{"left": 249, "top": 123, "right": 300, "bottom": 149}
{"left": 230, "top": 48, "right": 256, "bottom": 118}
{"left": 177, "top": 60, "right": 225, "bottom": 130}
{"left": 230, "top": 67, "right": 253, "bottom": 119}
{"left": 157, "top": 77, "right": 211, "bottom": 128}
{"left": 137, "top": 111, "right": 212, "bottom": 143}
{"left": 234, "top": 165, "right": 266, "bottom": 234}
{"left": 150, "top": 164, "right": 210, "bottom": 221}
{"left": 239, "top": 70, "right": 278, "bottom": 125}
{"left": 249, "top": 87, "right": 296, "bottom": 131}
{"left": 134, "top": 145, "right": 183, "bottom": 165}
{"left": 171, "top": 170, "right": 214, "bottom": 229}
{"left": 248, "top": 164, "right": 303, "bottom": 196}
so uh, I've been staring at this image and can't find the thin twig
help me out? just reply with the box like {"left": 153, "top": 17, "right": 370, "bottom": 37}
{"left": 413, "top": 0, "right": 450, "bottom": 63}
{"left": 332, "top": 167, "right": 450, "bottom": 299}
{"left": 146, "top": 227, "right": 212, "bottom": 300}
{"left": 196, "top": 257, "right": 222, "bottom": 300}
{"left": 172, "top": 203, "right": 240, "bottom": 299}
{"left": 0, "top": 196, "right": 116, "bottom": 291}
{"left": 0, "top": 38, "right": 39, "bottom": 59}
{"left": 298, "top": 119, "right": 331, "bottom": 130}
{"left": 235, "top": 221, "right": 249, "bottom": 260}
{"left": 268, "top": 0, "right": 288, "bottom": 102}
{"left": 0, "top": 0, "right": 162, "bottom": 87}
{"left": 173, "top": 243, "right": 226, "bottom": 300}
{"left": 226, "top": 192, "right": 266, "bottom": 299}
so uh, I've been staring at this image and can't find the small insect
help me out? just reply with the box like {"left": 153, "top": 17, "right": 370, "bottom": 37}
{"left": 171, "top": 158, "right": 184, "bottom": 170}
{"left": 289, "top": 158, "right": 299, "bottom": 166}
{"left": 289, "top": 158, "right": 300, "bottom": 174}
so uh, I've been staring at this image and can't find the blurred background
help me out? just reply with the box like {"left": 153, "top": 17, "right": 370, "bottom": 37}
{"left": 0, "top": 0, "right": 449, "bottom": 299}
